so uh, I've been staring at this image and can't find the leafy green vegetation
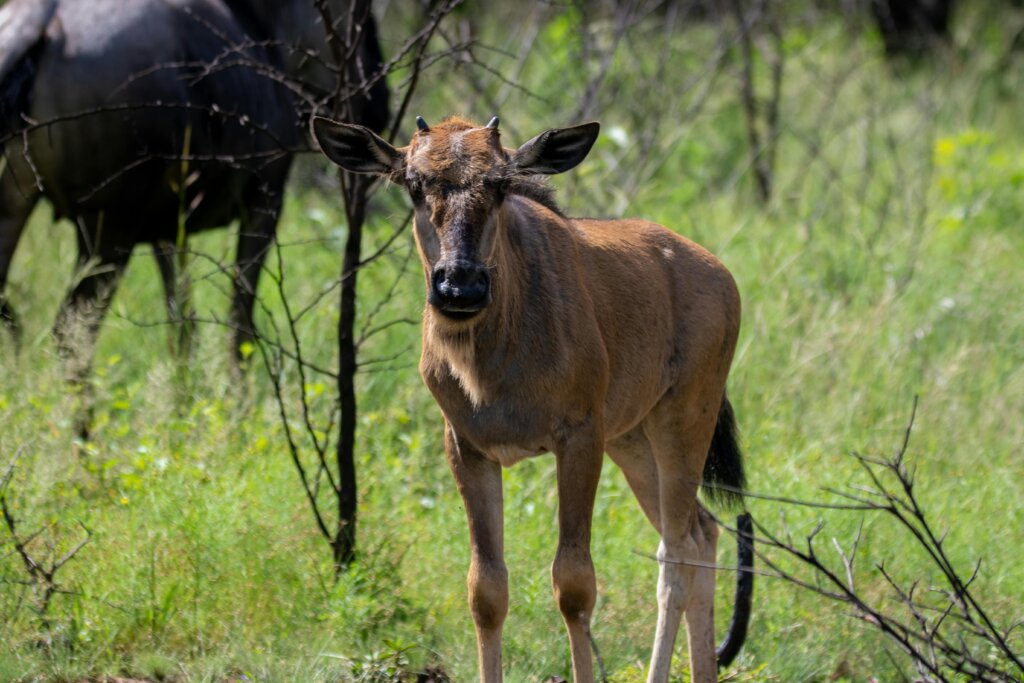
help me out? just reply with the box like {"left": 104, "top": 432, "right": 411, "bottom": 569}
{"left": 2, "top": 4, "right": 1023, "bottom": 681}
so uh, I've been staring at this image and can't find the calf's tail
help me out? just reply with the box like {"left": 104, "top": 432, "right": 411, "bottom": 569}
{"left": 702, "top": 396, "right": 755, "bottom": 668}
{"left": 716, "top": 511, "right": 754, "bottom": 668}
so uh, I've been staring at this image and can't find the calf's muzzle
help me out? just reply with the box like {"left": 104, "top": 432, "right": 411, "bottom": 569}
{"left": 430, "top": 260, "right": 491, "bottom": 317}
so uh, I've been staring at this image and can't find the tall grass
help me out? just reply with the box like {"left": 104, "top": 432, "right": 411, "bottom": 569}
{"left": 2, "top": 3, "right": 1023, "bottom": 681}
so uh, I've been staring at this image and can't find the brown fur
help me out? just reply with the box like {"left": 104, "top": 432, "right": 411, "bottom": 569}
{"left": 314, "top": 115, "right": 743, "bottom": 683}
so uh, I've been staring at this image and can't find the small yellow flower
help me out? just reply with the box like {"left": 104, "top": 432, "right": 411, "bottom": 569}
{"left": 934, "top": 137, "right": 956, "bottom": 167}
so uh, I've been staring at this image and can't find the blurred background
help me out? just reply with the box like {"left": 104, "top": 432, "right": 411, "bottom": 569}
{"left": 1, "top": 1, "right": 1023, "bottom": 681}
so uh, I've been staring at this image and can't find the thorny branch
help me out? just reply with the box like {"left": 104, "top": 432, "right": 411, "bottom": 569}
{"left": 245, "top": 0, "right": 464, "bottom": 576}
{"left": 731, "top": 0, "right": 784, "bottom": 204}
{"left": 571, "top": 0, "right": 643, "bottom": 123}
{"left": 387, "top": 0, "right": 465, "bottom": 144}
{"left": 740, "top": 398, "right": 1023, "bottom": 681}
{"left": 0, "top": 450, "right": 92, "bottom": 643}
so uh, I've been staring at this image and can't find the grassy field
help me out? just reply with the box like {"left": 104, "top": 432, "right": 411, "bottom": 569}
{"left": 2, "top": 3, "right": 1024, "bottom": 681}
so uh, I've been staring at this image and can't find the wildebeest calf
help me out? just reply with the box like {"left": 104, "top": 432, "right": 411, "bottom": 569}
{"left": 313, "top": 114, "right": 754, "bottom": 683}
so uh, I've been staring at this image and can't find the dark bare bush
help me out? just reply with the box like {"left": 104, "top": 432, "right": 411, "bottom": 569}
{"left": 747, "top": 400, "right": 1023, "bottom": 682}
{"left": 0, "top": 448, "right": 91, "bottom": 651}
{"left": 0, "top": 0, "right": 464, "bottom": 574}
{"left": 253, "top": 0, "right": 467, "bottom": 575}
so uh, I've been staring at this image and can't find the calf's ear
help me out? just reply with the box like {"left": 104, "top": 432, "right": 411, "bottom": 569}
{"left": 312, "top": 117, "right": 403, "bottom": 174}
{"left": 509, "top": 121, "right": 600, "bottom": 175}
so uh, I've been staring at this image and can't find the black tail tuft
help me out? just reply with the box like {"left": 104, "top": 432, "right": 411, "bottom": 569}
{"left": 702, "top": 396, "right": 746, "bottom": 508}
{"left": 704, "top": 397, "right": 754, "bottom": 668}
{"left": 717, "top": 512, "right": 755, "bottom": 668}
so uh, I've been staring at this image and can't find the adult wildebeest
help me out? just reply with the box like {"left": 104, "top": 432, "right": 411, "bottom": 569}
{"left": 312, "top": 114, "right": 754, "bottom": 683}
{"left": 0, "top": 0, "right": 387, "bottom": 367}
{"left": 871, "top": 0, "right": 953, "bottom": 58}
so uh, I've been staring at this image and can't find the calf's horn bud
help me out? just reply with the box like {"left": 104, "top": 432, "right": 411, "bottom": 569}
{"left": 485, "top": 115, "right": 499, "bottom": 129}
{"left": 416, "top": 116, "right": 430, "bottom": 132}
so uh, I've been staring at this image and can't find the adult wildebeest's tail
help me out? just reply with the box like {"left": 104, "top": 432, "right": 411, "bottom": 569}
{"left": 701, "top": 396, "right": 755, "bottom": 668}
{"left": 0, "top": 0, "right": 55, "bottom": 102}
{"left": 0, "top": 0, "right": 55, "bottom": 341}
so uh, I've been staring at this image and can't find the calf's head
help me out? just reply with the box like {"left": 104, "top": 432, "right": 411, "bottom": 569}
{"left": 313, "top": 115, "right": 600, "bottom": 321}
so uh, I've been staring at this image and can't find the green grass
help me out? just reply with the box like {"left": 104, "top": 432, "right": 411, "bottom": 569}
{"left": 3, "top": 4, "right": 1024, "bottom": 682}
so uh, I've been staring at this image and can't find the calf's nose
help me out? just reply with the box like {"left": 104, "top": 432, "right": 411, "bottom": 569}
{"left": 430, "top": 261, "right": 490, "bottom": 313}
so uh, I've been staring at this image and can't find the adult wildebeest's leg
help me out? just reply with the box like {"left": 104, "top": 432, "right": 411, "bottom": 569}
{"left": 552, "top": 426, "right": 604, "bottom": 683}
{"left": 55, "top": 215, "right": 133, "bottom": 356}
{"left": 0, "top": 160, "right": 39, "bottom": 347}
{"left": 643, "top": 400, "right": 721, "bottom": 683}
{"left": 445, "top": 422, "right": 507, "bottom": 683}
{"left": 231, "top": 204, "right": 275, "bottom": 363}
{"left": 231, "top": 169, "right": 288, "bottom": 365}
{"left": 54, "top": 214, "right": 133, "bottom": 437}
{"left": 153, "top": 241, "right": 196, "bottom": 358}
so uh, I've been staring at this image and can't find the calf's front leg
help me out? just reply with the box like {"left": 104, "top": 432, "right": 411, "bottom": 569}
{"left": 445, "top": 422, "right": 508, "bottom": 683}
{"left": 553, "top": 427, "right": 604, "bottom": 683}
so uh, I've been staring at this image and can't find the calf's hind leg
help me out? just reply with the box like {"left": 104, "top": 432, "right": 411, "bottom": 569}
{"left": 643, "top": 401, "right": 721, "bottom": 683}
{"left": 607, "top": 426, "right": 661, "bottom": 532}
{"left": 684, "top": 506, "right": 720, "bottom": 682}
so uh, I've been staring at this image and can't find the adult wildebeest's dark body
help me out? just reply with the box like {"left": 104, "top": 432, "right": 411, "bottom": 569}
{"left": 0, "top": 0, "right": 388, "bottom": 364}
{"left": 871, "top": 0, "right": 953, "bottom": 58}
